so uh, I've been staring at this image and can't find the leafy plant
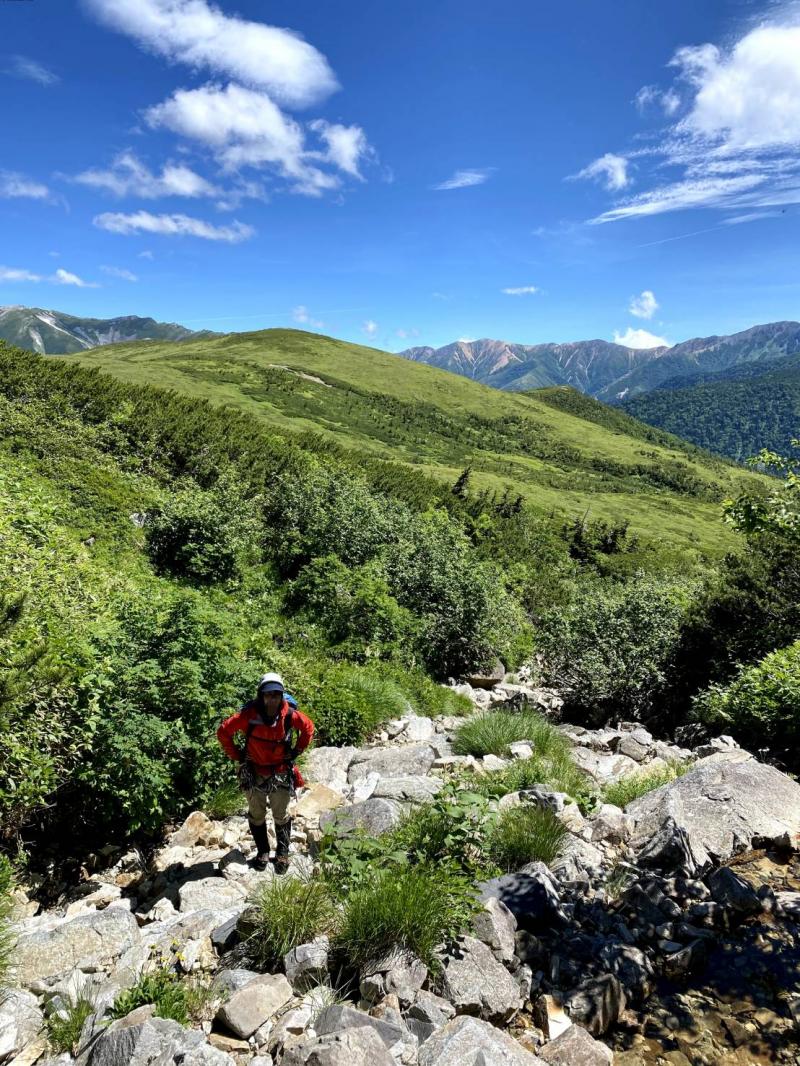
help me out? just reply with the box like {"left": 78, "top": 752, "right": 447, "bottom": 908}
{"left": 474, "top": 750, "right": 594, "bottom": 811}
{"left": 247, "top": 874, "right": 339, "bottom": 972}
{"left": 487, "top": 805, "right": 568, "bottom": 870}
{"left": 201, "top": 779, "right": 245, "bottom": 819}
{"left": 392, "top": 785, "right": 498, "bottom": 876}
{"left": 452, "top": 710, "right": 564, "bottom": 758}
{"left": 602, "top": 760, "right": 690, "bottom": 808}
{"left": 334, "top": 863, "right": 478, "bottom": 971}
{"left": 692, "top": 640, "right": 800, "bottom": 747}
{"left": 45, "top": 994, "right": 94, "bottom": 1055}
{"left": 110, "top": 963, "right": 210, "bottom": 1024}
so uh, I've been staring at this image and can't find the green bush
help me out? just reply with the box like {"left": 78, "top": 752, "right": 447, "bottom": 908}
{"left": 535, "top": 576, "right": 694, "bottom": 722}
{"left": 303, "top": 663, "right": 410, "bottom": 746}
{"left": 110, "top": 963, "right": 210, "bottom": 1024}
{"left": 247, "top": 875, "right": 339, "bottom": 972}
{"left": 46, "top": 995, "right": 94, "bottom": 1055}
{"left": 334, "top": 863, "right": 477, "bottom": 971}
{"left": 201, "top": 779, "right": 245, "bottom": 819}
{"left": 452, "top": 710, "right": 564, "bottom": 758}
{"left": 488, "top": 805, "right": 568, "bottom": 870}
{"left": 145, "top": 472, "right": 261, "bottom": 584}
{"left": 693, "top": 640, "right": 800, "bottom": 747}
{"left": 0, "top": 856, "right": 15, "bottom": 989}
{"left": 602, "top": 760, "right": 689, "bottom": 808}
{"left": 393, "top": 786, "right": 498, "bottom": 876}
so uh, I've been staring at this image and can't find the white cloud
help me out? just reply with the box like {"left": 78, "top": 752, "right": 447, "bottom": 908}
{"left": 101, "top": 265, "right": 139, "bottom": 281}
{"left": 723, "top": 210, "right": 783, "bottom": 225}
{"left": 628, "top": 289, "right": 659, "bottom": 319}
{"left": 0, "top": 171, "right": 51, "bottom": 200}
{"left": 592, "top": 17, "right": 800, "bottom": 223}
{"left": 362, "top": 320, "right": 378, "bottom": 337}
{"left": 574, "top": 153, "right": 630, "bottom": 191}
{"left": 458, "top": 337, "right": 476, "bottom": 343}
{"left": 145, "top": 83, "right": 368, "bottom": 196}
{"left": 0, "top": 266, "right": 43, "bottom": 282}
{"left": 138, "top": 249, "right": 154, "bottom": 259}
{"left": 84, "top": 0, "right": 337, "bottom": 107}
{"left": 613, "top": 327, "right": 670, "bottom": 349}
{"left": 292, "top": 305, "right": 324, "bottom": 328}
{"left": 502, "top": 285, "right": 539, "bottom": 296}
{"left": 94, "top": 210, "right": 254, "bottom": 242}
{"left": 75, "top": 151, "right": 220, "bottom": 199}
{"left": 434, "top": 169, "right": 492, "bottom": 191}
{"left": 4, "top": 55, "right": 58, "bottom": 85}
{"left": 309, "top": 119, "right": 372, "bottom": 178}
{"left": 54, "top": 268, "right": 99, "bottom": 288}
{"left": 395, "top": 328, "right": 419, "bottom": 340}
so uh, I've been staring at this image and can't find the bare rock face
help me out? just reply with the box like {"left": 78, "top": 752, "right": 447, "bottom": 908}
{"left": 438, "top": 936, "right": 522, "bottom": 1023}
{"left": 418, "top": 1015, "right": 546, "bottom": 1066}
{"left": 628, "top": 756, "right": 800, "bottom": 872}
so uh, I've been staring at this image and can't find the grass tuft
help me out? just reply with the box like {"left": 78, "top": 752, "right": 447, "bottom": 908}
{"left": 602, "top": 759, "right": 690, "bottom": 809}
{"left": 488, "top": 805, "right": 568, "bottom": 870}
{"left": 452, "top": 710, "right": 565, "bottom": 758}
{"left": 0, "top": 856, "right": 15, "bottom": 991}
{"left": 248, "top": 875, "right": 339, "bottom": 973}
{"left": 46, "top": 995, "right": 94, "bottom": 1055}
{"left": 202, "top": 779, "right": 245, "bottom": 819}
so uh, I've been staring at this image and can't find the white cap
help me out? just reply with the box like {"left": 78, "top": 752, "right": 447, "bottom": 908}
{"left": 258, "top": 672, "right": 285, "bottom": 693}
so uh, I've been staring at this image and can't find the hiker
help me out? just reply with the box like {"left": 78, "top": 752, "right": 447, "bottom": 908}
{"left": 217, "top": 672, "right": 314, "bottom": 873}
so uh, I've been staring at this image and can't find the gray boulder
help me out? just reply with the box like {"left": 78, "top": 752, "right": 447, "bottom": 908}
{"left": 78, "top": 1016, "right": 235, "bottom": 1066}
{"left": 0, "top": 989, "right": 43, "bottom": 1060}
{"left": 539, "top": 1024, "right": 613, "bottom": 1065}
{"left": 281, "top": 1026, "right": 395, "bottom": 1066}
{"left": 570, "top": 749, "right": 640, "bottom": 785}
{"left": 14, "top": 907, "right": 144, "bottom": 992}
{"left": 465, "top": 660, "right": 506, "bottom": 690}
{"left": 628, "top": 757, "right": 800, "bottom": 871}
{"left": 418, "top": 1015, "right": 545, "bottom": 1065}
{"left": 177, "top": 876, "right": 246, "bottom": 913}
{"left": 707, "top": 866, "right": 761, "bottom": 916}
{"left": 472, "top": 897, "right": 517, "bottom": 962}
{"left": 320, "top": 798, "right": 402, "bottom": 837}
{"left": 284, "top": 936, "right": 330, "bottom": 990}
{"left": 314, "top": 1005, "right": 417, "bottom": 1064}
{"left": 564, "top": 974, "right": 626, "bottom": 1036}
{"left": 304, "top": 746, "right": 359, "bottom": 791}
{"left": 438, "top": 936, "right": 522, "bottom": 1023}
{"left": 348, "top": 744, "right": 437, "bottom": 783}
{"left": 372, "top": 776, "right": 442, "bottom": 804}
{"left": 215, "top": 973, "right": 292, "bottom": 1038}
{"left": 549, "top": 838, "right": 605, "bottom": 884}
{"left": 480, "top": 863, "right": 566, "bottom": 930}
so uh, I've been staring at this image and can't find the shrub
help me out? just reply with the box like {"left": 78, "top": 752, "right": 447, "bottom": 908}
{"left": 202, "top": 779, "right": 245, "bottom": 819}
{"left": 304, "top": 664, "right": 410, "bottom": 747}
{"left": 248, "top": 875, "right": 339, "bottom": 972}
{"left": 692, "top": 640, "right": 800, "bottom": 748}
{"left": 393, "top": 786, "right": 498, "bottom": 876}
{"left": 534, "top": 576, "right": 694, "bottom": 722}
{"left": 334, "top": 863, "right": 477, "bottom": 971}
{"left": 110, "top": 963, "right": 210, "bottom": 1024}
{"left": 146, "top": 472, "right": 260, "bottom": 583}
{"left": 602, "top": 760, "right": 689, "bottom": 808}
{"left": 488, "top": 805, "right": 568, "bottom": 870}
{"left": 45, "top": 995, "right": 94, "bottom": 1055}
{"left": 0, "top": 856, "right": 14, "bottom": 989}
{"left": 452, "top": 710, "right": 564, "bottom": 758}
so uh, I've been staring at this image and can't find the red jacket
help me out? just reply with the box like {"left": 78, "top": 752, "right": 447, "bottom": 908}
{"left": 217, "top": 700, "right": 314, "bottom": 776}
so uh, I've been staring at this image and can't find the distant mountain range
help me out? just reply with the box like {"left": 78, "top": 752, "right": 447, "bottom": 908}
{"left": 401, "top": 322, "right": 800, "bottom": 403}
{"left": 0, "top": 306, "right": 204, "bottom": 354}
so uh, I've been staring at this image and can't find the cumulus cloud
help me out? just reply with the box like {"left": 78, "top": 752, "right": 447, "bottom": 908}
{"left": 362, "top": 320, "right": 378, "bottom": 337}
{"left": 434, "top": 169, "right": 492, "bottom": 190}
{"left": 613, "top": 327, "right": 670, "bottom": 349}
{"left": 145, "top": 83, "right": 369, "bottom": 196}
{"left": 93, "top": 210, "right": 254, "bottom": 241}
{"left": 0, "top": 171, "right": 51, "bottom": 200}
{"left": 0, "top": 266, "right": 43, "bottom": 282}
{"left": 4, "top": 55, "right": 58, "bottom": 85}
{"left": 628, "top": 289, "right": 659, "bottom": 319}
{"left": 75, "top": 151, "right": 220, "bottom": 199}
{"left": 591, "top": 17, "right": 800, "bottom": 222}
{"left": 502, "top": 285, "right": 539, "bottom": 296}
{"left": 101, "top": 265, "right": 139, "bottom": 281}
{"left": 574, "top": 153, "right": 630, "bottom": 191}
{"left": 293, "top": 305, "right": 324, "bottom": 328}
{"left": 54, "top": 268, "right": 98, "bottom": 287}
{"left": 83, "top": 0, "right": 337, "bottom": 107}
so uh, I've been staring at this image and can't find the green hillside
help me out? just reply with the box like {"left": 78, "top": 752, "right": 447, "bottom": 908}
{"left": 622, "top": 352, "right": 800, "bottom": 463}
{"left": 63, "top": 328, "right": 762, "bottom": 557}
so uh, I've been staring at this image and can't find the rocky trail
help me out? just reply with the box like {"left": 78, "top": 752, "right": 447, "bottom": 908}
{"left": 3, "top": 678, "right": 800, "bottom": 1066}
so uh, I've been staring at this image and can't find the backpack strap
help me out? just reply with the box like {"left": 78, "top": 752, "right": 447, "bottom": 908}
{"left": 243, "top": 707, "right": 296, "bottom": 762}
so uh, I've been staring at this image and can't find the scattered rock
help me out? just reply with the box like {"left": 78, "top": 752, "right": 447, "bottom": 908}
{"left": 281, "top": 1025, "right": 396, "bottom": 1066}
{"left": 294, "top": 783, "right": 345, "bottom": 819}
{"left": 169, "top": 810, "right": 217, "bottom": 848}
{"left": 0, "top": 989, "right": 43, "bottom": 1061}
{"left": 284, "top": 936, "right": 330, "bottom": 990}
{"left": 304, "top": 746, "right": 359, "bottom": 791}
{"left": 565, "top": 974, "right": 627, "bottom": 1037}
{"left": 465, "top": 660, "right": 506, "bottom": 690}
{"left": 404, "top": 717, "right": 434, "bottom": 742}
{"left": 215, "top": 973, "right": 293, "bottom": 1039}
{"left": 418, "top": 1015, "right": 545, "bottom": 1065}
{"left": 178, "top": 876, "right": 246, "bottom": 913}
{"left": 439, "top": 936, "right": 522, "bottom": 1022}
{"left": 320, "top": 797, "right": 403, "bottom": 837}
{"left": 473, "top": 896, "right": 517, "bottom": 962}
{"left": 314, "top": 1004, "right": 417, "bottom": 1063}
{"left": 707, "top": 866, "right": 762, "bottom": 916}
{"left": 372, "top": 775, "right": 443, "bottom": 804}
{"left": 539, "top": 1023, "right": 613, "bottom": 1065}
{"left": 348, "top": 745, "right": 437, "bottom": 783}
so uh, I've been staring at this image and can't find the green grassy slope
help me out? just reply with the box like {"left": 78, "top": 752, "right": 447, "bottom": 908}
{"left": 63, "top": 328, "right": 763, "bottom": 557}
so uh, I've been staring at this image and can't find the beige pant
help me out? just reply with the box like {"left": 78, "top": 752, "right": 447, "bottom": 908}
{"left": 247, "top": 781, "right": 292, "bottom": 827}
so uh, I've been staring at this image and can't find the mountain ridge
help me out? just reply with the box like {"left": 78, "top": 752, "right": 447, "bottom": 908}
{"left": 0, "top": 305, "right": 206, "bottom": 355}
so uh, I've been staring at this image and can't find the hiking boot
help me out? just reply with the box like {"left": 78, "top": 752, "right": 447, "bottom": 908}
{"left": 249, "top": 820, "right": 270, "bottom": 871}
{"left": 274, "top": 820, "right": 291, "bottom": 875}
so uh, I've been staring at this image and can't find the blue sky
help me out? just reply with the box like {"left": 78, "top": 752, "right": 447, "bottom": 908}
{"left": 2, "top": 0, "right": 800, "bottom": 351}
